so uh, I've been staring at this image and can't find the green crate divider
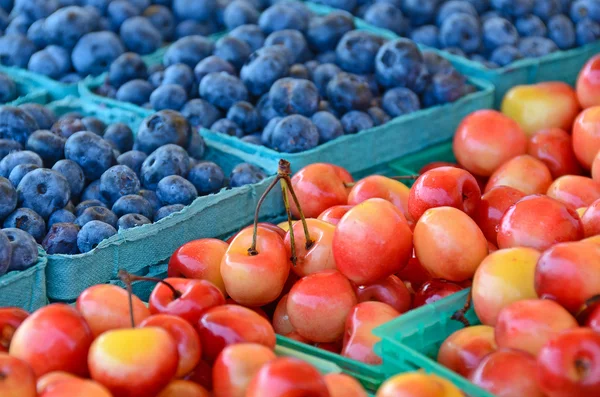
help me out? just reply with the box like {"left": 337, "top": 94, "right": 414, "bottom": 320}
{"left": 373, "top": 289, "right": 494, "bottom": 397}
{"left": 0, "top": 68, "right": 50, "bottom": 106}
{"left": 0, "top": 65, "right": 78, "bottom": 101}
{"left": 0, "top": 247, "right": 48, "bottom": 311}
{"left": 387, "top": 141, "right": 456, "bottom": 186}
{"left": 44, "top": 97, "right": 284, "bottom": 302}
{"left": 439, "top": 40, "right": 600, "bottom": 107}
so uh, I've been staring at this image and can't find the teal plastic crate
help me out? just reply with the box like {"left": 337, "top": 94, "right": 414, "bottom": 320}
{"left": 0, "top": 248, "right": 48, "bottom": 311}
{"left": 373, "top": 289, "right": 494, "bottom": 397}
{"left": 441, "top": 41, "right": 600, "bottom": 107}
{"left": 43, "top": 97, "right": 283, "bottom": 302}
{"left": 0, "top": 68, "right": 50, "bottom": 106}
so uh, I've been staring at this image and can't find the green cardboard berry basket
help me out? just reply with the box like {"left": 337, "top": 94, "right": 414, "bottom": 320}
{"left": 387, "top": 141, "right": 456, "bottom": 185}
{"left": 43, "top": 97, "right": 284, "bottom": 302}
{"left": 373, "top": 289, "right": 494, "bottom": 397}
{"left": 0, "top": 68, "right": 50, "bottom": 106}
{"left": 0, "top": 247, "right": 48, "bottom": 311}
{"left": 439, "top": 41, "right": 600, "bottom": 108}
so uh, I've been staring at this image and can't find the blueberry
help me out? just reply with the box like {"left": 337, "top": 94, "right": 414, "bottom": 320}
{"left": 548, "top": 14, "right": 576, "bottom": 50}
{"left": 256, "top": 94, "right": 282, "bottom": 127}
{"left": 576, "top": 18, "right": 600, "bottom": 45}
{"left": 229, "top": 162, "right": 266, "bottom": 187}
{"left": 154, "top": 204, "right": 185, "bottom": 221}
{"left": 128, "top": 0, "right": 151, "bottom": 12}
{"left": 261, "top": 116, "right": 282, "bottom": 147}
{"left": 0, "top": 150, "right": 43, "bottom": 178}
{"left": 423, "top": 69, "right": 468, "bottom": 106}
{"left": 64, "top": 131, "right": 115, "bottom": 181}
{"left": 210, "top": 118, "right": 243, "bottom": 137}
{"left": 194, "top": 57, "right": 236, "bottom": 87}
{"left": 80, "top": 180, "right": 106, "bottom": 203}
{"left": 240, "top": 134, "right": 262, "bottom": 145}
{"left": 490, "top": 0, "right": 534, "bottom": 17}
{"left": 75, "top": 206, "right": 118, "bottom": 228}
{"left": 3, "top": 228, "right": 37, "bottom": 271}
{"left": 410, "top": 25, "right": 440, "bottom": 48}
{"left": 77, "top": 220, "right": 117, "bottom": 253}
{"left": 26, "top": 19, "right": 47, "bottom": 48}
{"left": 364, "top": 3, "right": 408, "bottom": 35}
{"left": 284, "top": 64, "right": 307, "bottom": 80}
{"left": 214, "top": 36, "right": 252, "bottom": 70}
{"left": 515, "top": 15, "right": 548, "bottom": 37}
{"left": 112, "top": 194, "right": 153, "bottom": 219}
{"left": 440, "top": 13, "right": 482, "bottom": 54}
{"left": 82, "top": 117, "right": 107, "bottom": 135}
{"left": 149, "top": 84, "right": 188, "bottom": 111}
{"left": 26, "top": 130, "right": 65, "bottom": 167}
{"left": 134, "top": 110, "right": 192, "bottom": 154}
{"left": 265, "top": 30, "right": 311, "bottom": 64}
{"left": 533, "top": 0, "right": 561, "bottom": 21}
{"left": 104, "top": 123, "right": 134, "bottom": 153}
{"left": 445, "top": 47, "right": 467, "bottom": 57}
{"left": 139, "top": 189, "right": 160, "bottom": 212}
{"left": 560, "top": 0, "right": 572, "bottom": 13}
{"left": 120, "top": 16, "right": 162, "bottom": 55}
{"left": 200, "top": 72, "right": 248, "bottom": 110}
{"left": 42, "top": 222, "right": 79, "bottom": 254}
{"left": 0, "top": 106, "right": 39, "bottom": 146}
{"left": 140, "top": 144, "right": 190, "bottom": 190}
{"left": 115, "top": 79, "right": 153, "bottom": 106}
{"left": 60, "top": 73, "right": 83, "bottom": 84}
{"left": 229, "top": 24, "right": 265, "bottom": 51}
{"left": 241, "top": 47, "right": 290, "bottom": 96}
{"left": 269, "top": 78, "right": 320, "bottom": 117}
{"left": 437, "top": 1, "right": 479, "bottom": 26}
{"left": 382, "top": 87, "right": 421, "bottom": 117}
{"left": 0, "top": 34, "right": 36, "bottom": 68}
{"left": 116, "top": 150, "right": 147, "bottom": 177}
{"left": 339, "top": 110, "right": 373, "bottom": 135}
{"left": 75, "top": 199, "right": 107, "bottom": 216}
{"left": 571, "top": 0, "right": 600, "bottom": 23}
{"left": 224, "top": 0, "right": 259, "bottom": 30}
{"left": 465, "top": 0, "right": 491, "bottom": 12}
{"left": 482, "top": 17, "right": 520, "bottom": 53}
{"left": 367, "top": 106, "right": 391, "bottom": 126}
{"left": 162, "top": 63, "right": 195, "bottom": 94}
{"left": 143, "top": 5, "right": 175, "bottom": 41}
{"left": 17, "top": 168, "right": 71, "bottom": 219}
{"left": 259, "top": 3, "right": 308, "bottom": 34}
{"left": 109, "top": 52, "right": 148, "bottom": 88}
{"left": 72, "top": 31, "right": 125, "bottom": 76}
{"left": 375, "top": 39, "right": 426, "bottom": 90}
{"left": 8, "top": 163, "right": 39, "bottom": 187}
{"left": 271, "top": 115, "right": 319, "bottom": 153}
{"left": 51, "top": 116, "right": 85, "bottom": 139}
{"left": 0, "top": 230, "right": 9, "bottom": 275}
{"left": 80, "top": 0, "right": 110, "bottom": 15}
{"left": 0, "top": 176, "right": 16, "bottom": 221}
{"left": 3, "top": 207, "right": 45, "bottom": 242}
{"left": 0, "top": 73, "right": 16, "bottom": 104}
{"left": 490, "top": 45, "right": 523, "bottom": 66}
{"left": 227, "top": 101, "right": 260, "bottom": 133}
{"left": 336, "top": 31, "right": 384, "bottom": 75}
{"left": 98, "top": 165, "right": 140, "bottom": 207}
{"left": 13, "top": 0, "right": 58, "bottom": 22}
{"left": 422, "top": 51, "right": 455, "bottom": 75}
{"left": 306, "top": 11, "right": 355, "bottom": 53}
{"left": 175, "top": 20, "right": 218, "bottom": 38}
{"left": 304, "top": 60, "right": 319, "bottom": 78}
{"left": 164, "top": 35, "right": 214, "bottom": 68}
{"left": 312, "top": 63, "right": 341, "bottom": 97}
{"left": 48, "top": 209, "right": 76, "bottom": 228}
{"left": 173, "top": 0, "right": 217, "bottom": 22}
{"left": 0, "top": 140, "right": 22, "bottom": 160}
{"left": 19, "top": 104, "right": 56, "bottom": 130}
{"left": 107, "top": 0, "right": 140, "bottom": 31}
{"left": 311, "top": 111, "right": 343, "bottom": 143}
{"left": 154, "top": 175, "right": 197, "bottom": 206}
{"left": 5, "top": 15, "right": 30, "bottom": 36}
{"left": 327, "top": 72, "right": 373, "bottom": 113}
{"left": 117, "top": 213, "right": 151, "bottom": 230}
{"left": 402, "top": 0, "right": 439, "bottom": 25}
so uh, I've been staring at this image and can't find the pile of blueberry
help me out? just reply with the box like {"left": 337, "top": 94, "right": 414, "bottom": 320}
{"left": 320, "top": 0, "right": 600, "bottom": 68}
{"left": 0, "top": 72, "right": 19, "bottom": 104}
{"left": 0, "top": 0, "right": 246, "bottom": 82}
{"left": 0, "top": 103, "right": 266, "bottom": 263}
{"left": 95, "top": 1, "right": 475, "bottom": 153}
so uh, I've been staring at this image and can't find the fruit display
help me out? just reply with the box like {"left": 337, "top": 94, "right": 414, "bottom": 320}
{"left": 0, "top": 101, "right": 268, "bottom": 272}
{"left": 0, "top": 0, "right": 245, "bottom": 82}
{"left": 317, "top": 0, "right": 600, "bottom": 68}
{"left": 90, "top": 1, "right": 478, "bottom": 153}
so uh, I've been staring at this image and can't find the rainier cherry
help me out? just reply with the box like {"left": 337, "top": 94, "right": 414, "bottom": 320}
{"left": 377, "top": 372, "right": 464, "bottom": 397}
{"left": 324, "top": 373, "right": 368, "bottom": 397}
{"left": 577, "top": 54, "right": 600, "bottom": 108}
{"left": 413, "top": 279, "right": 463, "bottom": 309}
{"left": 317, "top": 205, "right": 353, "bottom": 225}
{"left": 355, "top": 274, "right": 412, "bottom": 314}
{"left": 0, "top": 308, "right": 28, "bottom": 353}
{"left": 284, "top": 218, "right": 335, "bottom": 277}
{"left": 582, "top": 198, "right": 600, "bottom": 237}
{"left": 347, "top": 175, "right": 411, "bottom": 219}
{"left": 0, "top": 353, "right": 36, "bottom": 397}
{"left": 333, "top": 198, "right": 413, "bottom": 285}
{"left": 528, "top": 128, "right": 583, "bottom": 178}
{"left": 438, "top": 325, "right": 497, "bottom": 378}
{"left": 485, "top": 154, "right": 553, "bottom": 195}
{"left": 475, "top": 186, "right": 526, "bottom": 246}
{"left": 573, "top": 106, "right": 600, "bottom": 170}
{"left": 546, "top": 175, "right": 600, "bottom": 209}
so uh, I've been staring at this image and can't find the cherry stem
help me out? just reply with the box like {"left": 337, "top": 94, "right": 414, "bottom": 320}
{"left": 280, "top": 172, "right": 313, "bottom": 251}
{"left": 280, "top": 179, "right": 297, "bottom": 265}
{"left": 451, "top": 291, "right": 472, "bottom": 327}
{"left": 0, "top": 372, "right": 5, "bottom": 381}
{"left": 575, "top": 358, "right": 590, "bottom": 379}
{"left": 576, "top": 294, "right": 600, "bottom": 324}
{"left": 249, "top": 174, "right": 281, "bottom": 256}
